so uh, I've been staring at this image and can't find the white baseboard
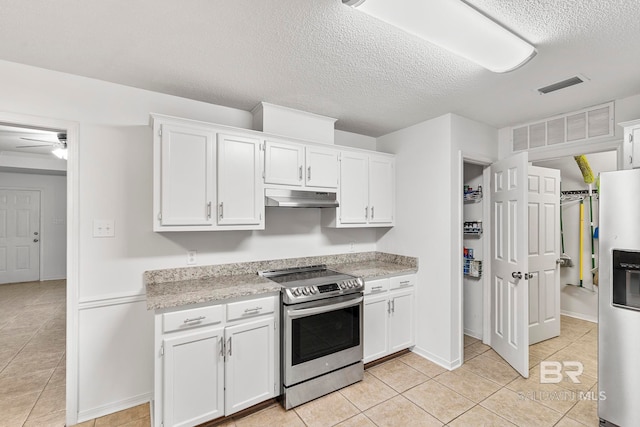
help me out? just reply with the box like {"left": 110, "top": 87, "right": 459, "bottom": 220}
{"left": 77, "top": 392, "right": 152, "bottom": 423}
{"left": 463, "top": 328, "right": 482, "bottom": 340}
{"left": 561, "top": 310, "right": 598, "bottom": 324}
{"left": 41, "top": 275, "right": 67, "bottom": 281}
{"left": 411, "top": 346, "right": 459, "bottom": 370}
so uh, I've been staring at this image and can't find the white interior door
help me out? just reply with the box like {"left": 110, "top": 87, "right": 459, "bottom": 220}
{"left": 490, "top": 153, "right": 529, "bottom": 377}
{"left": 0, "top": 189, "right": 41, "bottom": 284}
{"left": 528, "top": 166, "right": 561, "bottom": 345}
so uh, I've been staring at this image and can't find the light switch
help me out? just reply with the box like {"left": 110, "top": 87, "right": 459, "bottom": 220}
{"left": 93, "top": 220, "right": 115, "bottom": 237}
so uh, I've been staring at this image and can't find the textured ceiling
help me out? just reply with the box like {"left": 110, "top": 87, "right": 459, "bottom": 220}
{"left": 0, "top": 0, "right": 639, "bottom": 136}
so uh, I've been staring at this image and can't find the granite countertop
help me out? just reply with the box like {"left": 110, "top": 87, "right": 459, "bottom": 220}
{"left": 145, "top": 251, "right": 418, "bottom": 311}
{"left": 329, "top": 260, "right": 417, "bottom": 280}
{"left": 146, "top": 273, "right": 281, "bottom": 310}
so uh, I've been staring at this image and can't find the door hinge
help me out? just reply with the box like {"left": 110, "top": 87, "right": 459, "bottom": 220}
{"left": 158, "top": 127, "right": 162, "bottom": 137}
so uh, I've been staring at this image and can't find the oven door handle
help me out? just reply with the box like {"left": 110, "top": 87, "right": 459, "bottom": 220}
{"left": 287, "top": 296, "right": 363, "bottom": 319}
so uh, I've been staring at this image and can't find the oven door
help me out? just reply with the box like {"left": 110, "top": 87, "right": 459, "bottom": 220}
{"left": 283, "top": 293, "right": 363, "bottom": 386}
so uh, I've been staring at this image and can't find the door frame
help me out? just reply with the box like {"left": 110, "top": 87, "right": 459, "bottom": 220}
{"left": 457, "top": 138, "right": 624, "bottom": 370}
{"left": 0, "top": 111, "right": 79, "bottom": 426}
{"left": 0, "top": 187, "right": 42, "bottom": 283}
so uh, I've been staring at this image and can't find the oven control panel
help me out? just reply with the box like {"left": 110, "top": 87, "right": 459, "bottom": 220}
{"left": 284, "top": 278, "right": 364, "bottom": 303}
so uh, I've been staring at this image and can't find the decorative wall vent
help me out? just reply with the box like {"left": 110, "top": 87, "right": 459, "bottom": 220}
{"left": 512, "top": 102, "right": 614, "bottom": 153}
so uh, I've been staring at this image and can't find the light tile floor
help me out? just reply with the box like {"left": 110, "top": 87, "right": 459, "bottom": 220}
{"left": 1, "top": 280, "right": 599, "bottom": 427}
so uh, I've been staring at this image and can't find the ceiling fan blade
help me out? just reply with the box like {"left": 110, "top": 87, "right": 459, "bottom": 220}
{"left": 20, "top": 136, "right": 56, "bottom": 144}
{"left": 16, "top": 144, "right": 53, "bottom": 148}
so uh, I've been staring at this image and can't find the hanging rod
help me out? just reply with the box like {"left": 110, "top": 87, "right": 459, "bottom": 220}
{"left": 561, "top": 189, "right": 598, "bottom": 196}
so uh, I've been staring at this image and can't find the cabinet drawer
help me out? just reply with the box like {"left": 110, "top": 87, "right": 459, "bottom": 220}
{"left": 227, "top": 296, "right": 276, "bottom": 321}
{"left": 163, "top": 305, "right": 224, "bottom": 333}
{"left": 390, "top": 274, "right": 415, "bottom": 290}
{"left": 364, "top": 278, "right": 389, "bottom": 295}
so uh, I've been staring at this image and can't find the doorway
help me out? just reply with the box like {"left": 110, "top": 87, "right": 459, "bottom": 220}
{"left": 461, "top": 150, "right": 617, "bottom": 374}
{"left": 0, "top": 116, "right": 77, "bottom": 425}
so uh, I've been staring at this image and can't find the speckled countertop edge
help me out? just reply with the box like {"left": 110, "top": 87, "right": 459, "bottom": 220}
{"left": 145, "top": 251, "right": 418, "bottom": 310}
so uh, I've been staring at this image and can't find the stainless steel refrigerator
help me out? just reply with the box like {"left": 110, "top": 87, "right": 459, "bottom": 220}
{"left": 598, "top": 168, "right": 640, "bottom": 427}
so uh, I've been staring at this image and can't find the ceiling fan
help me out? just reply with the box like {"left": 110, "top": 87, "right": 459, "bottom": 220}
{"left": 17, "top": 132, "right": 68, "bottom": 159}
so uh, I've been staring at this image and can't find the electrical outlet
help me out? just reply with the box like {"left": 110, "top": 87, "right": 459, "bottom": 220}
{"left": 349, "top": 242, "right": 355, "bottom": 253}
{"left": 93, "top": 220, "right": 115, "bottom": 237}
{"left": 187, "top": 250, "right": 197, "bottom": 265}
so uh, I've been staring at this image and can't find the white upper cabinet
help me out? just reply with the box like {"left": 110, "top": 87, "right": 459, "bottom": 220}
{"left": 368, "top": 155, "right": 395, "bottom": 224}
{"left": 305, "top": 145, "right": 339, "bottom": 188}
{"left": 217, "top": 133, "right": 264, "bottom": 227}
{"left": 339, "top": 151, "right": 369, "bottom": 224}
{"left": 323, "top": 151, "right": 395, "bottom": 228}
{"left": 152, "top": 114, "right": 264, "bottom": 232}
{"left": 264, "top": 140, "right": 304, "bottom": 186}
{"left": 264, "top": 139, "right": 338, "bottom": 190}
{"left": 158, "top": 124, "right": 215, "bottom": 228}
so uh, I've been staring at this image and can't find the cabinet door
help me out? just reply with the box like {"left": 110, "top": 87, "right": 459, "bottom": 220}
{"left": 160, "top": 124, "right": 215, "bottom": 226}
{"left": 305, "top": 146, "right": 339, "bottom": 188}
{"left": 163, "top": 327, "right": 224, "bottom": 427}
{"left": 339, "top": 152, "right": 369, "bottom": 224}
{"left": 632, "top": 127, "right": 640, "bottom": 169}
{"left": 264, "top": 140, "right": 304, "bottom": 186}
{"left": 368, "top": 155, "right": 395, "bottom": 225}
{"left": 364, "top": 293, "right": 389, "bottom": 363}
{"left": 217, "top": 134, "right": 263, "bottom": 226}
{"left": 388, "top": 289, "right": 415, "bottom": 353}
{"left": 224, "top": 317, "right": 275, "bottom": 415}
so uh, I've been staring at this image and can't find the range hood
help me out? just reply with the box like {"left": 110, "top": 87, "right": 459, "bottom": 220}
{"left": 265, "top": 189, "right": 339, "bottom": 208}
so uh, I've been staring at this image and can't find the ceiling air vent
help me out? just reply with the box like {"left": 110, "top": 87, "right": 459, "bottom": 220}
{"left": 538, "top": 76, "right": 584, "bottom": 94}
{"left": 511, "top": 102, "right": 614, "bottom": 152}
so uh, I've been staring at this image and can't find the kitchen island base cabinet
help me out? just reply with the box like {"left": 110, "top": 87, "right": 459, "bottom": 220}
{"left": 154, "top": 295, "right": 278, "bottom": 427}
{"left": 363, "top": 275, "right": 415, "bottom": 364}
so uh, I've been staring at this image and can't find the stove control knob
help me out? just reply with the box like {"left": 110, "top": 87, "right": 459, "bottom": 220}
{"left": 347, "top": 281, "right": 354, "bottom": 288}
{"left": 339, "top": 282, "right": 347, "bottom": 289}
{"left": 302, "top": 287, "right": 310, "bottom": 296}
{"left": 309, "top": 287, "right": 317, "bottom": 294}
{"left": 292, "top": 288, "right": 301, "bottom": 297}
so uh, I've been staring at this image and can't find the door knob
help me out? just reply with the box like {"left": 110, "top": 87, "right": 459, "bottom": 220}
{"left": 512, "top": 272, "right": 522, "bottom": 279}
{"left": 524, "top": 273, "right": 533, "bottom": 280}
{"left": 33, "top": 239, "right": 39, "bottom": 243}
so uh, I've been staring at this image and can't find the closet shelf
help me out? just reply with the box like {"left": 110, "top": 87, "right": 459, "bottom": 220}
{"left": 463, "top": 259, "right": 483, "bottom": 278}
{"left": 463, "top": 221, "right": 483, "bottom": 235}
{"left": 463, "top": 185, "right": 483, "bottom": 203}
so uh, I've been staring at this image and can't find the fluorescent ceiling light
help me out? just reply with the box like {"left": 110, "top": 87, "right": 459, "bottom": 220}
{"left": 343, "top": 0, "right": 536, "bottom": 73}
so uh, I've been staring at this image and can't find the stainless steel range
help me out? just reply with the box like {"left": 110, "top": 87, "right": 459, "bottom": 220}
{"left": 260, "top": 265, "right": 364, "bottom": 409}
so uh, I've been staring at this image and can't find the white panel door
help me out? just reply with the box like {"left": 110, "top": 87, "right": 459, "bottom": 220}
{"left": 264, "top": 140, "right": 304, "bottom": 186}
{"left": 0, "top": 189, "right": 40, "bottom": 284}
{"left": 224, "top": 317, "right": 275, "bottom": 415}
{"left": 363, "top": 293, "right": 389, "bottom": 363}
{"left": 490, "top": 152, "right": 529, "bottom": 377}
{"left": 368, "top": 155, "right": 395, "bottom": 224}
{"left": 339, "top": 152, "right": 368, "bottom": 224}
{"left": 528, "top": 166, "right": 561, "bottom": 345}
{"left": 305, "top": 146, "right": 339, "bottom": 188}
{"left": 160, "top": 124, "right": 215, "bottom": 226}
{"left": 163, "top": 327, "right": 225, "bottom": 427}
{"left": 217, "top": 134, "right": 263, "bottom": 226}
{"left": 632, "top": 127, "right": 640, "bottom": 168}
{"left": 388, "top": 288, "right": 414, "bottom": 353}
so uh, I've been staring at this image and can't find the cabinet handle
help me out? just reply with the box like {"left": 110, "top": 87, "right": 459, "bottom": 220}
{"left": 299, "top": 166, "right": 303, "bottom": 181}
{"left": 392, "top": 299, "right": 395, "bottom": 313}
{"left": 207, "top": 202, "right": 212, "bottom": 219}
{"left": 307, "top": 166, "right": 311, "bottom": 181}
{"left": 227, "top": 337, "right": 232, "bottom": 356}
{"left": 387, "top": 300, "right": 391, "bottom": 314}
{"left": 365, "top": 206, "right": 368, "bottom": 219}
{"left": 371, "top": 206, "right": 375, "bottom": 219}
{"left": 372, "top": 286, "right": 383, "bottom": 291}
{"left": 244, "top": 306, "right": 262, "bottom": 314}
{"left": 399, "top": 281, "right": 410, "bottom": 286}
{"left": 183, "top": 316, "right": 206, "bottom": 324}
{"left": 219, "top": 202, "right": 224, "bottom": 219}
{"left": 219, "top": 337, "right": 224, "bottom": 357}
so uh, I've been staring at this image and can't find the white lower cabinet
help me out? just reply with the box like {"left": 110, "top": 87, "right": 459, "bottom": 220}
{"left": 154, "top": 295, "right": 278, "bottom": 427}
{"left": 363, "top": 275, "right": 415, "bottom": 364}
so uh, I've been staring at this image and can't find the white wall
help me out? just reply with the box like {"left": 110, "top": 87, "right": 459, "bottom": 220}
{"left": 0, "top": 59, "right": 377, "bottom": 421}
{"left": 334, "top": 129, "right": 377, "bottom": 151}
{"left": 376, "top": 113, "right": 497, "bottom": 368}
{"left": 533, "top": 151, "right": 617, "bottom": 322}
{"left": 0, "top": 170, "right": 67, "bottom": 280}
